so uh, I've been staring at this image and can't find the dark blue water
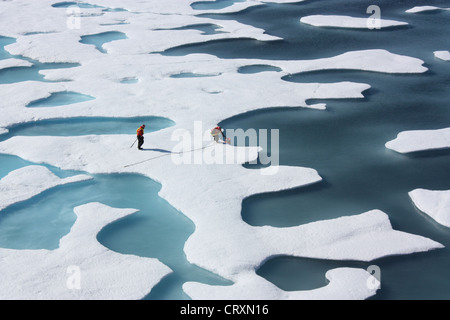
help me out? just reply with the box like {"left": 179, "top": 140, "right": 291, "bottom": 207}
{"left": 166, "top": 0, "right": 449, "bottom": 62}
{"left": 1, "top": 0, "right": 449, "bottom": 300}
{"left": 166, "top": 0, "right": 450, "bottom": 299}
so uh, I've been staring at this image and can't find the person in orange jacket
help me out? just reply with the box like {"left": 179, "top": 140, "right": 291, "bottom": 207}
{"left": 136, "top": 124, "right": 145, "bottom": 150}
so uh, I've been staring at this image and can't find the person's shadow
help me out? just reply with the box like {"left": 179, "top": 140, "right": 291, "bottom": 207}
{"left": 140, "top": 148, "right": 172, "bottom": 153}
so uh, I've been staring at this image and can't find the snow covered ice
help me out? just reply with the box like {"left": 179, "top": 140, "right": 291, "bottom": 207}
{"left": 300, "top": 15, "right": 408, "bottom": 29}
{"left": 406, "top": 6, "right": 450, "bottom": 14}
{"left": 409, "top": 189, "right": 450, "bottom": 228}
{"left": 386, "top": 127, "right": 450, "bottom": 154}
{"left": 0, "top": 0, "right": 449, "bottom": 300}
{"left": 434, "top": 51, "right": 450, "bottom": 62}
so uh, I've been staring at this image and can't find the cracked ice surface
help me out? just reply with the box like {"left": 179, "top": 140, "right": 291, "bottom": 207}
{"left": 0, "top": 0, "right": 443, "bottom": 299}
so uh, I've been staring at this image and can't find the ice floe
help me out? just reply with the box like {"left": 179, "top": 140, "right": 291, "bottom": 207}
{"left": 300, "top": 15, "right": 408, "bottom": 29}
{"left": 434, "top": 50, "right": 450, "bottom": 61}
{"left": 184, "top": 209, "right": 442, "bottom": 285}
{"left": 406, "top": 6, "right": 450, "bottom": 14}
{"left": 184, "top": 209, "right": 443, "bottom": 299}
{"left": 185, "top": 268, "right": 380, "bottom": 300}
{"left": 385, "top": 127, "right": 450, "bottom": 153}
{"left": 409, "top": 189, "right": 450, "bottom": 228}
{"left": 0, "top": 58, "right": 33, "bottom": 70}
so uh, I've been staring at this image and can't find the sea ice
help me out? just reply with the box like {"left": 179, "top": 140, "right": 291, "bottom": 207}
{"left": 300, "top": 15, "right": 408, "bottom": 29}
{"left": 184, "top": 267, "right": 380, "bottom": 300}
{"left": 183, "top": 209, "right": 442, "bottom": 282}
{"left": 434, "top": 51, "right": 450, "bottom": 61}
{"left": 385, "top": 127, "right": 450, "bottom": 153}
{"left": 0, "top": 0, "right": 444, "bottom": 300}
{"left": 406, "top": 6, "right": 450, "bottom": 14}
{"left": 0, "top": 48, "right": 426, "bottom": 133}
{"left": 0, "top": 58, "right": 33, "bottom": 70}
{"left": 0, "top": 165, "right": 91, "bottom": 211}
{"left": 0, "top": 134, "right": 443, "bottom": 299}
{"left": 184, "top": 209, "right": 443, "bottom": 300}
{"left": 409, "top": 189, "right": 450, "bottom": 228}
{"left": 0, "top": 202, "right": 171, "bottom": 299}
